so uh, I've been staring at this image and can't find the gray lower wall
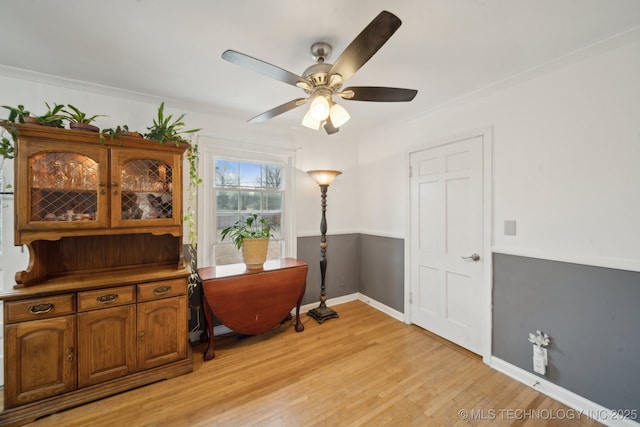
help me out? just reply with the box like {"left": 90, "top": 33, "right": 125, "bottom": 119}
{"left": 358, "top": 234, "right": 404, "bottom": 313}
{"left": 296, "top": 234, "right": 360, "bottom": 306}
{"left": 296, "top": 234, "right": 404, "bottom": 311}
{"left": 493, "top": 253, "right": 640, "bottom": 414}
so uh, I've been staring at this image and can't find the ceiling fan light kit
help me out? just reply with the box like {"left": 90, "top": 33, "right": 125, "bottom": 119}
{"left": 222, "top": 10, "right": 418, "bottom": 134}
{"left": 302, "top": 110, "right": 321, "bottom": 130}
{"left": 310, "top": 95, "right": 331, "bottom": 121}
{"left": 329, "top": 103, "right": 350, "bottom": 128}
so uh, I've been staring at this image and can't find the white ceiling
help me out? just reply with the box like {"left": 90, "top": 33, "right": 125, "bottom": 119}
{"left": 1, "top": 0, "right": 640, "bottom": 137}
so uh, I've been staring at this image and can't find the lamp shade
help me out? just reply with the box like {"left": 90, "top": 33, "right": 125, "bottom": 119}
{"left": 329, "top": 103, "right": 350, "bottom": 128}
{"left": 307, "top": 170, "right": 342, "bottom": 186}
{"left": 309, "top": 95, "right": 330, "bottom": 121}
{"left": 302, "top": 110, "right": 321, "bottom": 130}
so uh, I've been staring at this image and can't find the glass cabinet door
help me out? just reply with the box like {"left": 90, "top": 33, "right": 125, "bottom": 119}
{"left": 111, "top": 149, "right": 181, "bottom": 228}
{"left": 21, "top": 141, "right": 109, "bottom": 230}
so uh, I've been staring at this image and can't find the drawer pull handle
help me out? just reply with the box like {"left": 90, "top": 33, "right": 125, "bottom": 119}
{"left": 153, "top": 286, "right": 171, "bottom": 295}
{"left": 97, "top": 293, "right": 119, "bottom": 304}
{"left": 29, "top": 303, "right": 54, "bottom": 315}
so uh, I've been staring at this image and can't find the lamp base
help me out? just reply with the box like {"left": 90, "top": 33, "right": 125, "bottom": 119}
{"left": 307, "top": 303, "right": 339, "bottom": 324}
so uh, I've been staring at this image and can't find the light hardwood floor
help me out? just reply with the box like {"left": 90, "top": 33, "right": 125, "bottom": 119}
{"left": 23, "top": 301, "right": 601, "bottom": 426}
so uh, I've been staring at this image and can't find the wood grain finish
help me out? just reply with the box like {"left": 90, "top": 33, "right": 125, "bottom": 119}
{"left": 15, "top": 301, "right": 603, "bottom": 426}
{"left": 76, "top": 305, "right": 137, "bottom": 387}
{"left": 0, "top": 125, "right": 193, "bottom": 426}
{"left": 4, "top": 316, "right": 76, "bottom": 408}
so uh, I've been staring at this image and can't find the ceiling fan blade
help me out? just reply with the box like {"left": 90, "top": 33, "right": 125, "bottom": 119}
{"left": 324, "top": 117, "right": 339, "bottom": 135}
{"left": 247, "top": 98, "right": 308, "bottom": 124}
{"left": 328, "top": 11, "right": 402, "bottom": 83}
{"left": 222, "top": 50, "right": 304, "bottom": 86}
{"left": 340, "top": 86, "right": 417, "bottom": 102}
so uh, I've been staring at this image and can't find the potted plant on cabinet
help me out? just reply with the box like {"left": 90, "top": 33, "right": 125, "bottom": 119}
{"left": 3, "top": 102, "right": 66, "bottom": 128}
{"left": 63, "top": 104, "right": 105, "bottom": 132}
{"left": 220, "top": 213, "right": 274, "bottom": 269}
{"left": 35, "top": 102, "right": 66, "bottom": 128}
{"left": 101, "top": 124, "right": 143, "bottom": 140}
{"left": 2, "top": 104, "right": 36, "bottom": 124}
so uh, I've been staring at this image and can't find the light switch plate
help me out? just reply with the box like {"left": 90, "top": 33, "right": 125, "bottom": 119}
{"left": 504, "top": 220, "right": 517, "bottom": 236}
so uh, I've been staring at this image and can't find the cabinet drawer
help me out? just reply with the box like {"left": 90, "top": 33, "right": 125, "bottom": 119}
{"left": 137, "top": 279, "right": 186, "bottom": 302}
{"left": 5, "top": 294, "right": 76, "bottom": 323}
{"left": 78, "top": 286, "right": 136, "bottom": 312}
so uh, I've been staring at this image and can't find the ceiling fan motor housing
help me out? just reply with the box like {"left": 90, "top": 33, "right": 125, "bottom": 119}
{"left": 302, "top": 63, "right": 333, "bottom": 90}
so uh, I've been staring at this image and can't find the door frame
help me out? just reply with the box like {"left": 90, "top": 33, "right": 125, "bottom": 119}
{"left": 404, "top": 127, "right": 493, "bottom": 363}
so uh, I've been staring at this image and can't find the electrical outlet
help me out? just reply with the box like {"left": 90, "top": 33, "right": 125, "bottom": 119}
{"left": 533, "top": 345, "right": 548, "bottom": 375}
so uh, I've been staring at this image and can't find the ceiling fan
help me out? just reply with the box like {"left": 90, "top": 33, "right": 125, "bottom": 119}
{"left": 221, "top": 10, "right": 418, "bottom": 134}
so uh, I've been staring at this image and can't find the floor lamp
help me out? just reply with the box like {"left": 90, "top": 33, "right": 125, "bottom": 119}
{"left": 306, "top": 169, "right": 342, "bottom": 324}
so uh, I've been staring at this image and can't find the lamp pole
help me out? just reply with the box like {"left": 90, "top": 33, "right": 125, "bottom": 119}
{"left": 306, "top": 170, "right": 341, "bottom": 324}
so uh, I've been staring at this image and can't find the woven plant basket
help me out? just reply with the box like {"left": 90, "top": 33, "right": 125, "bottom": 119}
{"left": 241, "top": 237, "right": 269, "bottom": 269}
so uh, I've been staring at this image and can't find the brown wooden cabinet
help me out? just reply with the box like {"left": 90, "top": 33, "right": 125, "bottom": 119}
{"left": 0, "top": 124, "right": 193, "bottom": 426}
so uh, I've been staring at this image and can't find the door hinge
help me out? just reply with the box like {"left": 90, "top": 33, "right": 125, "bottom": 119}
{"left": 409, "top": 291, "right": 413, "bottom": 304}
{"left": 409, "top": 165, "right": 412, "bottom": 178}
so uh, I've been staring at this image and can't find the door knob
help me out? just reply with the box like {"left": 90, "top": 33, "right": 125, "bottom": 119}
{"left": 462, "top": 253, "right": 480, "bottom": 261}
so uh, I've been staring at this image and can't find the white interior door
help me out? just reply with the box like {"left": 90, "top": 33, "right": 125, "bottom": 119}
{"left": 410, "top": 136, "right": 484, "bottom": 354}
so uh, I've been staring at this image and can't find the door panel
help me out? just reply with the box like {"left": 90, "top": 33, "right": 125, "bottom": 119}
{"left": 4, "top": 316, "right": 76, "bottom": 407}
{"left": 410, "top": 136, "right": 484, "bottom": 354}
{"left": 77, "top": 305, "right": 136, "bottom": 387}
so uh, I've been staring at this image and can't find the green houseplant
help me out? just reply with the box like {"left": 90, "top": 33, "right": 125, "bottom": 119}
{"left": 2, "top": 104, "right": 33, "bottom": 123}
{"left": 3, "top": 102, "right": 66, "bottom": 128}
{"left": 144, "top": 102, "right": 200, "bottom": 145}
{"left": 221, "top": 214, "right": 274, "bottom": 269}
{"left": 35, "top": 102, "right": 66, "bottom": 128}
{"left": 63, "top": 104, "right": 105, "bottom": 132}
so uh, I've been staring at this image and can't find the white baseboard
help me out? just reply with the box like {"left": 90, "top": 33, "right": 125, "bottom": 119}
{"left": 491, "top": 357, "right": 640, "bottom": 427}
{"left": 299, "top": 292, "right": 360, "bottom": 314}
{"left": 299, "top": 292, "right": 403, "bottom": 323}
{"left": 356, "top": 293, "right": 404, "bottom": 322}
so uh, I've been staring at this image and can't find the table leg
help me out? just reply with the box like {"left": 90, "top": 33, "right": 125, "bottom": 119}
{"left": 294, "top": 291, "right": 304, "bottom": 333}
{"left": 202, "top": 294, "right": 216, "bottom": 361}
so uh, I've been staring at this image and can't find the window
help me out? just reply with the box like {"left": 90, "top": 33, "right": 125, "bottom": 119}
{"left": 213, "top": 158, "right": 285, "bottom": 265}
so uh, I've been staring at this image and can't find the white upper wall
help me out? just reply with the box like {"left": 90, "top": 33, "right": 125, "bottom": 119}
{"left": 357, "top": 37, "right": 640, "bottom": 271}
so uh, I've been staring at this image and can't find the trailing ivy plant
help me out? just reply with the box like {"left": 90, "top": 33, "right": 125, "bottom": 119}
{"left": 0, "top": 127, "right": 14, "bottom": 189}
{"left": 99, "top": 124, "right": 130, "bottom": 144}
{"left": 146, "top": 102, "right": 202, "bottom": 293}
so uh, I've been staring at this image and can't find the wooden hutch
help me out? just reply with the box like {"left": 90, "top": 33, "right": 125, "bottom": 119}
{"left": 0, "top": 124, "right": 193, "bottom": 426}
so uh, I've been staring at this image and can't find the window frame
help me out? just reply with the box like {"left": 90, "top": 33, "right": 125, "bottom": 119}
{"left": 196, "top": 141, "right": 296, "bottom": 269}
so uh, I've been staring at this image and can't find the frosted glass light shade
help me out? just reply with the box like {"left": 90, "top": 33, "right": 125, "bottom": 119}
{"left": 307, "top": 170, "right": 342, "bottom": 186}
{"left": 302, "top": 110, "right": 321, "bottom": 130}
{"left": 329, "top": 103, "right": 350, "bottom": 128}
{"left": 309, "top": 96, "right": 330, "bottom": 121}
